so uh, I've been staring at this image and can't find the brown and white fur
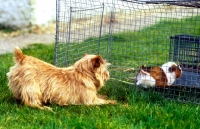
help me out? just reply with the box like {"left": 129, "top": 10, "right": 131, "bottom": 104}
{"left": 136, "top": 62, "right": 182, "bottom": 88}
{"left": 7, "top": 47, "right": 116, "bottom": 110}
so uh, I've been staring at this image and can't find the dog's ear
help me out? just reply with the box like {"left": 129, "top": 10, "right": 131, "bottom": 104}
{"left": 91, "top": 55, "right": 104, "bottom": 69}
{"left": 83, "top": 53, "right": 88, "bottom": 57}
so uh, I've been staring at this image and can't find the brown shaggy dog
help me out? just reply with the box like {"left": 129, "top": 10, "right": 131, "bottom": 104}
{"left": 7, "top": 47, "right": 116, "bottom": 110}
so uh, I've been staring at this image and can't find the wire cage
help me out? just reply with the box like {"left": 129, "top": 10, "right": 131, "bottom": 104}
{"left": 54, "top": 0, "right": 200, "bottom": 103}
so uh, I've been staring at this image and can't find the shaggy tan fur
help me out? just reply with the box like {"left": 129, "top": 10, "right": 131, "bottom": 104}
{"left": 7, "top": 47, "right": 116, "bottom": 110}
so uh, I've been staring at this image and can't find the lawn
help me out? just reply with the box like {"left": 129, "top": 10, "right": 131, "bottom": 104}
{"left": 0, "top": 15, "right": 200, "bottom": 128}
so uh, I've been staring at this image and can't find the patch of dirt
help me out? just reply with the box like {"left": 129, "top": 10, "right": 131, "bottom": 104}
{"left": 0, "top": 33, "right": 55, "bottom": 54}
{"left": 0, "top": 23, "right": 56, "bottom": 54}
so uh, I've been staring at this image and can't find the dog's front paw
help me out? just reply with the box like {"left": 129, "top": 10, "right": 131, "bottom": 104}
{"left": 97, "top": 94, "right": 108, "bottom": 99}
{"left": 108, "top": 100, "right": 117, "bottom": 105}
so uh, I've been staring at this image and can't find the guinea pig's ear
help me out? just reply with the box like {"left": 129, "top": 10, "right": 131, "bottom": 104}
{"left": 177, "top": 62, "right": 182, "bottom": 69}
{"left": 178, "top": 65, "right": 182, "bottom": 69}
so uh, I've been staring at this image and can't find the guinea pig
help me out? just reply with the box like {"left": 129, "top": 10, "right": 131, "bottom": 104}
{"left": 136, "top": 62, "right": 182, "bottom": 88}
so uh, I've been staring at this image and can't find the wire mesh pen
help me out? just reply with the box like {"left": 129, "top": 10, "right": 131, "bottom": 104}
{"left": 54, "top": 0, "right": 200, "bottom": 104}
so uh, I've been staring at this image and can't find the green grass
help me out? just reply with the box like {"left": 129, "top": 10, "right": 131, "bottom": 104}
{"left": 1, "top": 16, "right": 200, "bottom": 128}
{"left": 0, "top": 24, "right": 17, "bottom": 33}
{"left": 1, "top": 47, "right": 200, "bottom": 128}
{"left": 0, "top": 49, "right": 200, "bottom": 129}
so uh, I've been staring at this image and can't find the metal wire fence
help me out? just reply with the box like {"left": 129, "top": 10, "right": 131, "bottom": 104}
{"left": 55, "top": 0, "right": 200, "bottom": 103}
